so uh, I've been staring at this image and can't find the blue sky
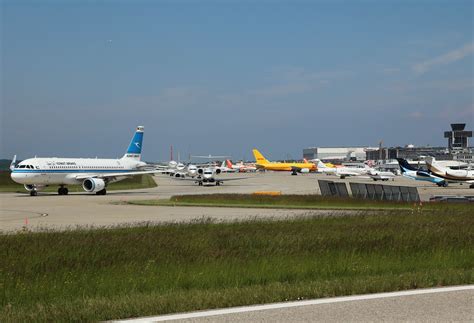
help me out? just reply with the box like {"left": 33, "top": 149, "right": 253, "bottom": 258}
{"left": 1, "top": 0, "right": 473, "bottom": 161}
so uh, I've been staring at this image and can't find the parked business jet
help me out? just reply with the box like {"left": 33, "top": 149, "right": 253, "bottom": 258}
{"left": 226, "top": 160, "right": 257, "bottom": 172}
{"left": 217, "top": 160, "right": 238, "bottom": 173}
{"left": 10, "top": 126, "right": 158, "bottom": 196}
{"left": 425, "top": 157, "right": 474, "bottom": 188}
{"left": 253, "top": 149, "right": 316, "bottom": 175}
{"left": 174, "top": 166, "right": 248, "bottom": 186}
{"left": 315, "top": 160, "right": 370, "bottom": 179}
{"left": 366, "top": 169, "right": 396, "bottom": 181}
{"left": 396, "top": 158, "right": 447, "bottom": 187}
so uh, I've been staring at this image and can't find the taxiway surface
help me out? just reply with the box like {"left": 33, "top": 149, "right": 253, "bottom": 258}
{"left": 1, "top": 172, "right": 472, "bottom": 232}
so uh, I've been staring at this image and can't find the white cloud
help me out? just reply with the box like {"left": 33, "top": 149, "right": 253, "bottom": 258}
{"left": 413, "top": 42, "right": 474, "bottom": 74}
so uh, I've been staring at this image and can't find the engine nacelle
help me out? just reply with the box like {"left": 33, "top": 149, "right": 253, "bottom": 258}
{"left": 198, "top": 168, "right": 204, "bottom": 174}
{"left": 82, "top": 178, "right": 106, "bottom": 193}
{"left": 24, "top": 184, "right": 46, "bottom": 192}
{"left": 300, "top": 168, "right": 310, "bottom": 173}
{"left": 215, "top": 168, "right": 221, "bottom": 175}
{"left": 446, "top": 170, "right": 468, "bottom": 178}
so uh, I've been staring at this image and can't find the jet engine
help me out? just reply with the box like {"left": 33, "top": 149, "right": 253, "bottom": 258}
{"left": 198, "top": 168, "right": 204, "bottom": 174}
{"left": 82, "top": 178, "right": 106, "bottom": 193}
{"left": 215, "top": 168, "right": 221, "bottom": 175}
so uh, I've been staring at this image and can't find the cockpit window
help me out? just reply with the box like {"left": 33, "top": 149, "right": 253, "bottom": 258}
{"left": 19, "top": 165, "right": 26, "bottom": 168}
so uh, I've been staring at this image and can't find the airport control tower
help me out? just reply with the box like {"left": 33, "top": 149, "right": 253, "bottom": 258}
{"left": 444, "top": 123, "right": 472, "bottom": 151}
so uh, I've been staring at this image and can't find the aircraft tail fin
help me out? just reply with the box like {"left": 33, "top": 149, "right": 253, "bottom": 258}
{"left": 316, "top": 160, "right": 328, "bottom": 169}
{"left": 424, "top": 156, "right": 445, "bottom": 172}
{"left": 396, "top": 158, "right": 417, "bottom": 173}
{"left": 226, "top": 159, "right": 233, "bottom": 168}
{"left": 252, "top": 149, "right": 269, "bottom": 164}
{"left": 122, "top": 126, "right": 144, "bottom": 161}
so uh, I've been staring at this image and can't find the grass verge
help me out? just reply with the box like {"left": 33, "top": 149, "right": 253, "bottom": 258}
{"left": 0, "top": 171, "right": 157, "bottom": 193}
{"left": 126, "top": 194, "right": 447, "bottom": 211}
{"left": 1, "top": 210, "right": 473, "bottom": 321}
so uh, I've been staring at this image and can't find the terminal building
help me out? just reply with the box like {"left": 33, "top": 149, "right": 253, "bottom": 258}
{"left": 303, "top": 147, "right": 375, "bottom": 161}
{"left": 303, "top": 123, "right": 473, "bottom": 164}
{"left": 365, "top": 123, "right": 473, "bottom": 163}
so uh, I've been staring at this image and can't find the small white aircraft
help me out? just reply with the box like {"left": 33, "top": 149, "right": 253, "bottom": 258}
{"left": 169, "top": 166, "right": 248, "bottom": 186}
{"left": 225, "top": 160, "right": 257, "bottom": 172}
{"left": 195, "top": 167, "right": 249, "bottom": 186}
{"left": 10, "top": 126, "right": 159, "bottom": 196}
{"left": 315, "top": 160, "right": 370, "bottom": 179}
{"left": 425, "top": 157, "right": 474, "bottom": 188}
{"left": 217, "top": 160, "right": 238, "bottom": 173}
{"left": 165, "top": 164, "right": 200, "bottom": 178}
{"left": 366, "top": 169, "right": 396, "bottom": 181}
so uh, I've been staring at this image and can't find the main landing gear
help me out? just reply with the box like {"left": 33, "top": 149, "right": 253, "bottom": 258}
{"left": 30, "top": 190, "right": 38, "bottom": 196}
{"left": 58, "top": 186, "right": 69, "bottom": 195}
{"left": 96, "top": 189, "right": 107, "bottom": 195}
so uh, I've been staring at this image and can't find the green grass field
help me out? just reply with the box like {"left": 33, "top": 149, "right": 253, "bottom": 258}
{"left": 0, "top": 171, "right": 157, "bottom": 193}
{"left": 127, "top": 193, "right": 433, "bottom": 210}
{"left": 1, "top": 209, "right": 473, "bottom": 321}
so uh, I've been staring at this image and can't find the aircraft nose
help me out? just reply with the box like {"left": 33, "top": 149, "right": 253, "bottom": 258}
{"left": 11, "top": 172, "right": 23, "bottom": 183}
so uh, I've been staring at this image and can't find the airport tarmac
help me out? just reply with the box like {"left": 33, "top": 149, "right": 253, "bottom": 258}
{"left": 1, "top": 172, "right": 473, "bottom": 232}
{"left": 119, "top": 286, "right": 473, "bottom": 322}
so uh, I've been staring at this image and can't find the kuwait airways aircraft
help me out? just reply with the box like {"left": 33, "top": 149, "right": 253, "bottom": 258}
{"left": 10, "top": 126, "right": 158, "bottom": 196}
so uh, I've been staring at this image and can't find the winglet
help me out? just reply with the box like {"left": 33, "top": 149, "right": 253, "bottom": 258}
{"left": 10, "top": 155, "right": 17, "bottom": 171}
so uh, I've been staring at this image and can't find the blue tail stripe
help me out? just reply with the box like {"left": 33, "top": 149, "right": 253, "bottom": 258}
{"left": 127, "top": 132, "right": 143, "bottom": 154}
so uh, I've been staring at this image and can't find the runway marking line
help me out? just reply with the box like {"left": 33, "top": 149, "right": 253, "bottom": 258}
{"left": 115, "top": 285, "right": 473, "bottom": 322}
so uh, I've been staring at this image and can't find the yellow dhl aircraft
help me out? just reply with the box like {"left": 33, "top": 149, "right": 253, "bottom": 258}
{"left": 253, "top": 149, "right": 317, "bottom": 175}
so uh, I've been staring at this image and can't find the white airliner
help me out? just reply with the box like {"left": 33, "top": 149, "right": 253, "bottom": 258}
{"left": 315, "top": 160, "right": 370, "bottom": 179}
{"left": 315, "top": 160, "right": 395, "bottom": 181}
{"left": 10, "top": 126, "right": 158, "bottom": 196}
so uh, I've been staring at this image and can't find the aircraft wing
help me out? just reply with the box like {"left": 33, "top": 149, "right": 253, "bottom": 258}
{"left": 75, "top": 170, "right": 160, "bottom": 180}
{"left": 216, "top": 177, "right": 251, "bottom": 181}
{"left": 337, "top": 171, "right": 361, "bottom": 177}
{"left": 172, "top": 176, "right": 250, "bottom": 182}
